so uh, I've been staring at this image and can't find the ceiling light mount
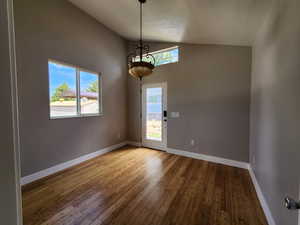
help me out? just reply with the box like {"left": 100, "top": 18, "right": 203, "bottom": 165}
{"left": 128, "top": 0, "right": 155, "bottom": 80}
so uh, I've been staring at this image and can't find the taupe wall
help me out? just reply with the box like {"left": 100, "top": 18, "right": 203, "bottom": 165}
{"left": 128, "top": 43, "right": 252, "bottom": 162}
{"left": 0, "top": 0, "right": 21, "bottom": 224}
{"left": 14, "top": 0, "right": 128, "bottom": 176}
{"left": 250, "top": 0, "right": 300, "bottom": 224}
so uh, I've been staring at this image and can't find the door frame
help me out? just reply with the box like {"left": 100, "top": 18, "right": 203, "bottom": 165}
{"left": 6, "top": 0, "right": 23, "bottom": 224}
{"left": 141, "top": 82, "right": 167, "bottom": 151}
{"left": 299, "top": 186, "right": 300, "bottom": 225}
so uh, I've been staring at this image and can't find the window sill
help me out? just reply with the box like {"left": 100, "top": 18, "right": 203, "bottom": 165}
{"left": 50, "top": 113, "right": 103, "bottom": 120}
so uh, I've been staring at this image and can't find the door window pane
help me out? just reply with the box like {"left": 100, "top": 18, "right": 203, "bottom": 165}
{"left": 49, "top": 62, "right": 77, "bottom": 118}
{"left": 80, "top": 71, "right": 100, "bottom": 115}
{"left": 146, "top": 88, "right": 162, "bottom": 141}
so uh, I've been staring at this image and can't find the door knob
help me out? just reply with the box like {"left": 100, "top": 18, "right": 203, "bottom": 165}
{"left": 284, "top": 196, "right": 300, "bottom": 210}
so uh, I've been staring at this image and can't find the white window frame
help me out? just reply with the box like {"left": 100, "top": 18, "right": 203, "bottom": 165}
{"left": 134, "top": 46, "right": 179, "bottom": 67}
{"left": 48, "top": 59, "right": 103, "bottom": 119}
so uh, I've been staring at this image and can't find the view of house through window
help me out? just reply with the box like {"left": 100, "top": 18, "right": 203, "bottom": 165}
{"left": 49, "top": 61, "right": 101, "bottom": 118}
{"left": 134, "top": 46, "right": 179, "bottom": 66}
{"left": 80, "top": 71, "right": 100, "bottom": 115}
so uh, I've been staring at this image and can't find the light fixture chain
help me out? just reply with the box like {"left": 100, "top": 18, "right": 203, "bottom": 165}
{"left": 128, "top": 0, "right": 155, "bottom": 79}
{"left": 140, "top": 1, "right": 143, "bottom": 60}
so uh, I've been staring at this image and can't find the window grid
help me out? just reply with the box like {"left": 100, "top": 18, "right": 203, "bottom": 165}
{"left": 49, "top": 60, "right": 102, "bottom": 119}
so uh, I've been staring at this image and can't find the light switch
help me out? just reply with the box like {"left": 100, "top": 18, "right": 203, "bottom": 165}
{"left": 170, "top": 112, "right": 180, "bottom": 118}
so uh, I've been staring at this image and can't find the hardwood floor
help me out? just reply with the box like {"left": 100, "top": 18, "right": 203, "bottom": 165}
{"left": 22, "top": 146, "right": 268, "bottom": 225}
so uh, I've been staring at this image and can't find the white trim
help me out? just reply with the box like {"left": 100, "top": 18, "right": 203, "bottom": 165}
{"left": 50, "top": 113, "right": 103, "bottom": 120}
{"left": 142, "top": 143, "right": 167, "bottom": 151}
{"left": 76, "top": 67, "right": 81, "bottom": 115}
{"left": 166, "top": 148, "right": 250, "bottom": 169}
{"left": 142, "top": 82, "right": 168, "bottom": 151}
{"left": 166, "top": 148, "right": 276, "bottom": 224}
{"left": 48, "top": 59, "right": 103, "bottom": 120}
{"left": 21, "top": 142, "right": 127, "bottom": 186}
{"left": 127, "top": 141, "right": 142, "bottom": 147}
{"left": 299, "top": 187, "right": 300, "bottom": 225}
{"left": 134, "top": 46, "right": 178, "bottom": 60}
{"left": 249, "top": 167, "right": 277, "bottom": 225}
{"left": 20, "top": 141, "right": 276, "bottom": 225}
{"left": 165, "top": 147, "right": 275, "bottom": 225}
{"left": 148, "top": 46, "right": 179, "bottom": 55}
{"left": 7, "top": 0, "right": 23, "bottom": 224}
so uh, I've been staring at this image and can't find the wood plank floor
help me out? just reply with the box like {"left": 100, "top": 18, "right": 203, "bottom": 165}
{"left": 22, "top": 146, "right": 268, "bottom": 225}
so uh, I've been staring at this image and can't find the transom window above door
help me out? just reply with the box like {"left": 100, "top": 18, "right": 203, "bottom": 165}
{"left": 134, "top": 46, "right": 179, "bottom": 67}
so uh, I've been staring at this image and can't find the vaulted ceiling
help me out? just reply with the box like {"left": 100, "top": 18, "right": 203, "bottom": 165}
{"left": 69, "top": 0, "right": 272, "bottom": 46}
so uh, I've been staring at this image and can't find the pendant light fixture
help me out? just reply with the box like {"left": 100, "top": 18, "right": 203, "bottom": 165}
{"left": 128, "top": 0, "right": 155, "bottom": 80}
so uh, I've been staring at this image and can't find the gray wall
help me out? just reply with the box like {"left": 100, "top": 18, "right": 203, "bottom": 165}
{"left": 128, "top": 43, "right": 252, "bottom": 162}
{"left": 250, "top": 0, "right": 300, "bottom": 224}
{"left": 14, "top": 0, "right": 128, "bottom": 176}
{"left": 0, "top": 0, "right": 21, "bottom": 224}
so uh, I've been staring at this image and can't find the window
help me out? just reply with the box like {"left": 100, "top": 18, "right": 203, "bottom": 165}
{"left": 79, "top": 71, "right": 100, "bottom": 115}
{"left": 49, "top": 60, "right": 101, "bottom": 119}
{"left": 134, "top": 46, "right": 179, "bottom": 66}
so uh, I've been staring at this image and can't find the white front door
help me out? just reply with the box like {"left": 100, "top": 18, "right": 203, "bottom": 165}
{"left": 142, "top": 82, "right": 167, "bottom": 151}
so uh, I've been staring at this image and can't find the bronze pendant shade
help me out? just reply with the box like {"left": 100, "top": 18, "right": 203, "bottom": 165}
{"left": 128, "top": 61, "right": 154, "bottom": 79}
{"left": 128, "top": 0, "right": 155, "bottom": 79}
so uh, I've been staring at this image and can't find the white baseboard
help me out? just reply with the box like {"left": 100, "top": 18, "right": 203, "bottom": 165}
{"left": 249, "top": 167, "right": 276, "bottom": 225}
{"left": 21, "top": 142, "right": 127, "bottom": 186}
{"left": 127, "top": 141, "right": 142, "bottom": 147}
{"left": 166, "top": 148, "right": 275, "bottom": 225}
{"left": 166, "top": 148, "right": 250, "bottom": 169}
{"left": 20, "top": 141, "right": 276, "bottom": 225}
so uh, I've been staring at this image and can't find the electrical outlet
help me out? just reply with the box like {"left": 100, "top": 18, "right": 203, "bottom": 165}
{"left": 252, "top": 156, "right": 256, "bottom": 168}
{"left": 190, "top": 139, "right": 195, "bottom": 146}
{"left": 170, "top": 112, "right": 180, "bottom": 118}
{"left": 118, "top": 132, "right": 121, "bottom": 139}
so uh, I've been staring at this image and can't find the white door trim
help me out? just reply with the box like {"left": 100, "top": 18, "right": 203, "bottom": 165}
{"left": 142, "top": 82, "right": 167, "bottom": 151}
{"left": 298, "top": 186, "right": 300, "bottom": 225}
{"left": 7, "top": 0, "right": 23, "bottom": 224}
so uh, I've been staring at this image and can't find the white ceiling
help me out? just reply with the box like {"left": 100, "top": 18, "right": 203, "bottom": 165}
{"left": 69, "top": 0, "right": 271, "bottom": 46}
